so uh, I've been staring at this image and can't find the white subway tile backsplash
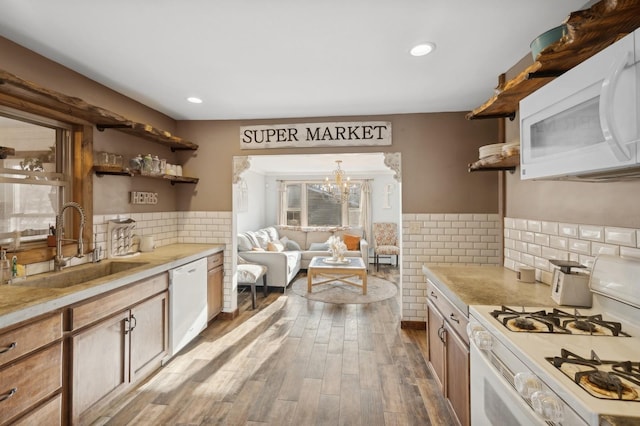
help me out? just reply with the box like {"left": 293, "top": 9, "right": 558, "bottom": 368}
{"left": 579, "top": 225, "right": 604, "bottom": 242}
{"left": 541, "top": 221, "right": 558, "bottom": 235}
{"left": 559, "top": 223, "right": 578, "bottom": 238}
{"left": 528, "top": 244, "right": 542, "bottom": 256}
{"left": 604, "top": 227, "right": 636, "bottom": 247}
{"left": 534, "top": 233, "right": 550, "bottom": 247}
{"left": 549, "top": 236, "right": 568, "bottom": 250}
{"left": 527, "top": 220, "right": 542, "bottom": 233}
{"left": 505, "top": 217, "right": 640, "bottom": 286}
{"left": 522, "top": 231, "right": 535, "bottom": 243}
{"left": 515, "top": 219, "right": 528, "bottom": 230}
{"left": 620, "top": 246, "right": 640, "bottom": 259}
{"left": 569, "top": 239, "right": 591, "bottom": 255}
{"left": 590, "top": 242, "right": 619, "bottom": 256}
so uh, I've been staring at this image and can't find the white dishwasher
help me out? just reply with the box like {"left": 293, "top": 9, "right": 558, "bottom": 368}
{"left": 169, "top": 258, "right": 208, "bottom": 356}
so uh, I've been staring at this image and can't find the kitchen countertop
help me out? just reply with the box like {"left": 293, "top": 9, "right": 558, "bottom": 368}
{"left": 422, "top": 264, "right": 558, "bottom": 315}
{"left": 0, "top": 243, "right": 224, "bottom": 329}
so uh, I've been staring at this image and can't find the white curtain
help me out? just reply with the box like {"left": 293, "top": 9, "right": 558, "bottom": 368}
{"left": 277, "top": 180, "right": 287, "bottom": 225}
{"left": 359, "top": 180, "right": 372, "bottom": 243}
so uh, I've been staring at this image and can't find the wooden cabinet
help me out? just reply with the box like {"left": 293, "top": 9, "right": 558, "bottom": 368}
{"left": 207, "top": 252, "right": 224, "bottom": 320}
{"left": 0, "top": 313, "right": 63, "bottom": 426}
{"left": 426, "top": 279, "right": 470, "bottom": 426}
{"left": 70, "top": 273, "right": 169, "bottom": 424}
{"left": 445, "top": 322, "right": 470, "bottom": 426}
{"left": 71, "top": 312, "right": 129, "bottom": 423}
{"left": 427, "top": 301, "right": 445, "bottom": 390}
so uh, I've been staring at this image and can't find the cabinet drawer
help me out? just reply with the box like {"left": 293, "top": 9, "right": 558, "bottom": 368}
{"left": 0, "top": 343, "right": 62, "bottom": 423}
{"left": 426, "top": 279, "right": 469, "bottom": 345}
{"left": 0, "top": 313, "right": 62, "bottom": 368}
{"left": 207, "top": 253, "right": 223, "bottom": 270}
{"left": 11, "top": 393, "right": 62, "bottom": 426}
{"left": 71, "top": 273, "right": 169, "bottom": 330}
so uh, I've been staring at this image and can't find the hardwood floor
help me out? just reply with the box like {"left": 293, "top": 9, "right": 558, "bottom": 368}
{"left": 93, "top": 267, "right": 457, "bottom": 425}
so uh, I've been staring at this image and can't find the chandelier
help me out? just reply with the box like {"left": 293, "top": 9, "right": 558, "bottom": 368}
{"left": 322, "top": 160, "right": 354, "bottom": 204}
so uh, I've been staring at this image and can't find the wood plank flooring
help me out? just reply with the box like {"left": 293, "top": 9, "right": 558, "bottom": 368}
{"left": 93, "top": 269, "right": 457, "bottom": 426}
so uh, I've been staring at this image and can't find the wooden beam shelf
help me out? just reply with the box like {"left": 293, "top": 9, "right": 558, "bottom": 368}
{"left": 0, "top": 69, "right": 198, "bottom": 151}
{"left": 467, "top": 0, "right": 640, "bottom": 120}
{"left": 93, "top": 165, "right": 199, "bottom": 185}
{"left": 468, "top": 154, "right": 519, "bottom": 173}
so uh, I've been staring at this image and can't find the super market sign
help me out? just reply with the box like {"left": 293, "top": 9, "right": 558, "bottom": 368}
{"left": 240, "top": 121, "right": 391, "bottom": 149}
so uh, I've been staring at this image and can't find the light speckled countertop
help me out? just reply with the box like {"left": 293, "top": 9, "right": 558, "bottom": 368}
{"left": 0, "top": 244, "right": 223, "bottom": 328}
{"left": 422, "top": 264, "right": 558, "bottom": 315}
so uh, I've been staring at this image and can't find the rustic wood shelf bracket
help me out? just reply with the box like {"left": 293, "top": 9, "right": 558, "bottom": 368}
{"left": 468, "top": 166, "right": 516, "bottom": 174}
{"left": 526, "top": 70, "right": 566, "bottom": 79}
{"left": 0, "top": 146, "right": 15, "bottom": 159}
{"left": 96, "top": 123, "right": 134, "bottom": 132}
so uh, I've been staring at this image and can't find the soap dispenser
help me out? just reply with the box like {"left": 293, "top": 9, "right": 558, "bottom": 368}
{"left": 0, "top": 249, "right": 10, "bottom": 285}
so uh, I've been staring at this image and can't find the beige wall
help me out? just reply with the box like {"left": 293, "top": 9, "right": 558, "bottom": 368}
{"left": 1, "top": 36, "right": 181, "bottom": 215}
{"left": 175, "top": 115, "right": 500, "bottom": 213}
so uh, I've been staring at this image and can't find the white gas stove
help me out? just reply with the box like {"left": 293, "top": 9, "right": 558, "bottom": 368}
{"left": 468, "top": 255, "right": 640, "bottom": 426}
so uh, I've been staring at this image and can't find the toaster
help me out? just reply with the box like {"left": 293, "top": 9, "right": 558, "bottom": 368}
{"left": 550, "top": 260, "right": 592, "bottom": 307}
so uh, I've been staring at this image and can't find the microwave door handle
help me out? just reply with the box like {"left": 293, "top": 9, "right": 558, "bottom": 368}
{"left": 599, "top": 51, "right": 634, "bottom": 161}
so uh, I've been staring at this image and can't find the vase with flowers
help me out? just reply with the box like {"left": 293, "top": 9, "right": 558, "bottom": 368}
{"left": 327, "top": 235, "right": 347, "bottom": 262}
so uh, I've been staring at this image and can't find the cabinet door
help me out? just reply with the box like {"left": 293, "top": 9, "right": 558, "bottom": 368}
{"left": 427, "top": 300, "right": 445, "bottom": 391}
{"left": 445, "top": 322, "right": 470, "bottom": 426}
{"left": 130, "top": 291, "right": 169, "bottom": 381}
{"left": 71, "top": 313, "right": 129, "bottom": 423}
{"left": 207, "top": 265, "right": 223, "bottom": 320}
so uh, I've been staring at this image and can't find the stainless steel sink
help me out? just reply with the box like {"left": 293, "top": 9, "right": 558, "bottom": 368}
{"left": 12, "top": 261, "right": 150, "bottom": 289}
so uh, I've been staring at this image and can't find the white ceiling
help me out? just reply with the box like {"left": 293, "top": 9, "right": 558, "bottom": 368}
{"left": 0, "top": 0, "right": 588, "bottom": 121}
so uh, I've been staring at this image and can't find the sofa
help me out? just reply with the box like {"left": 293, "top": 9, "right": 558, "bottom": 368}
{"left": 237, "top": 225, "right": 369, "bottom": 289}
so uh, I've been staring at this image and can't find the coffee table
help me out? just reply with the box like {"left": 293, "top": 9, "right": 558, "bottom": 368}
{"left": 307, "top": 256, "right": 367, "bottom": 295}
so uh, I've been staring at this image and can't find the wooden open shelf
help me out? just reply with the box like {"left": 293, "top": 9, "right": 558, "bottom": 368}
{"left": 93, "top": 165, "right": 199, "bottom": 185}
{"left": 467, "top": 0, "right": 640, "bottom": 120}
{"left": 0, "top": 69, "right": 198, "bottom": 151}
{"left": 468, "top": 154, "right": 519, "bottom": 173}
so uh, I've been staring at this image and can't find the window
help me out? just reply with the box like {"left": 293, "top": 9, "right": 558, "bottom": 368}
{"left": 0, "top": 109, "right": 72, "bottom": 247}
{"left": 283, "top": 181, "right": 361, "bottom": 227}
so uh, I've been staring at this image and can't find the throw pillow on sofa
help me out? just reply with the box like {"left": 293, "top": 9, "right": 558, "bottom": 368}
{"left": 267, "top": 240, "right": 285, "bottom": 252}
{"left": 280, "top": 236, "right": 302, "bottom": 251}
{"left": 343, "top": 234, "right": 360, "bottom": 250}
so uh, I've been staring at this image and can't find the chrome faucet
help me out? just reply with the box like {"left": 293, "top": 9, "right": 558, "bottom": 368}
{"left": 54, "top": 201, "right": 86, "bottom": 271}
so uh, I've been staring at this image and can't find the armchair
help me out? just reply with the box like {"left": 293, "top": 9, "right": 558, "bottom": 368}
{"left": 372, "top": 222, "right": 400, "bottom": 271}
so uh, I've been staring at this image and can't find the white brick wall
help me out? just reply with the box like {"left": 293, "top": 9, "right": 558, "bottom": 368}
{"left": 504, "top": 217, "right": 640, "bottom": 285}
{"left": 402, "top": 213, "right": 502, "bottom": 322}
{"left": 93, "top": 211, "right": 234, "bottom": 312}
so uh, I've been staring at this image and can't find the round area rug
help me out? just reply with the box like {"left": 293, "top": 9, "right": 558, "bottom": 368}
{"left": 290, "top": 274, "right": 397, "bottom": 304}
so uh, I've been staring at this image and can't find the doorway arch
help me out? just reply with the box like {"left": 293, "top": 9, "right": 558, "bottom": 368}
{"left": 231, "top": 152, "right": 402, "bottom": 313}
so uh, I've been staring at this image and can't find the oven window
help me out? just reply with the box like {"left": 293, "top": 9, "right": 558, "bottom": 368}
{"left": 485, "top": 378, "right": 521, "bottom": 425}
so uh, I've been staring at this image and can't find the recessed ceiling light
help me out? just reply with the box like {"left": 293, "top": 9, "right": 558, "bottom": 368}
{"left": 187, "top": 97, "right": 203, "bottom": 104}
{"left": 410, "top": 42, "right": 436, "bottom": 57}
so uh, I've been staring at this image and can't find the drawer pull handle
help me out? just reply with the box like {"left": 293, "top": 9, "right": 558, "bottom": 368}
{"left": 0, "top": 342, "right": 16, "bottom": 354}
{"left": 430, "top": 291, "right": 438, "bottom": 299}
{"left": 0, "top": 387, "right": 17, "bottom": 402}
{"left": 130, "top": 314, "right": 137, "bottom": 332}
{"left": 449, "top": 314, "right": 460, "bottom": 323}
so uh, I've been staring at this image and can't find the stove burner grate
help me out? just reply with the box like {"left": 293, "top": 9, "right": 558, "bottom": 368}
{"left": 547, "top": 349, "right": 640, "bottom": 401}
{"left": 489, "top": 306, "right": 631, "bottom": 336}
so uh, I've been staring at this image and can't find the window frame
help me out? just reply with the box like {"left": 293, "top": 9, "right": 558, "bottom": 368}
{"left": 0, "top": 104, "right": 93, "bottom": 264}
{"left": 282, "top": 180, "right": 362, "bottom": 227}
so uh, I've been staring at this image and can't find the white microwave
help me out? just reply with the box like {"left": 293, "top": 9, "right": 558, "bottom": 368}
{"left": 520, "top": 28, "right": 640, "bottom": 181}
